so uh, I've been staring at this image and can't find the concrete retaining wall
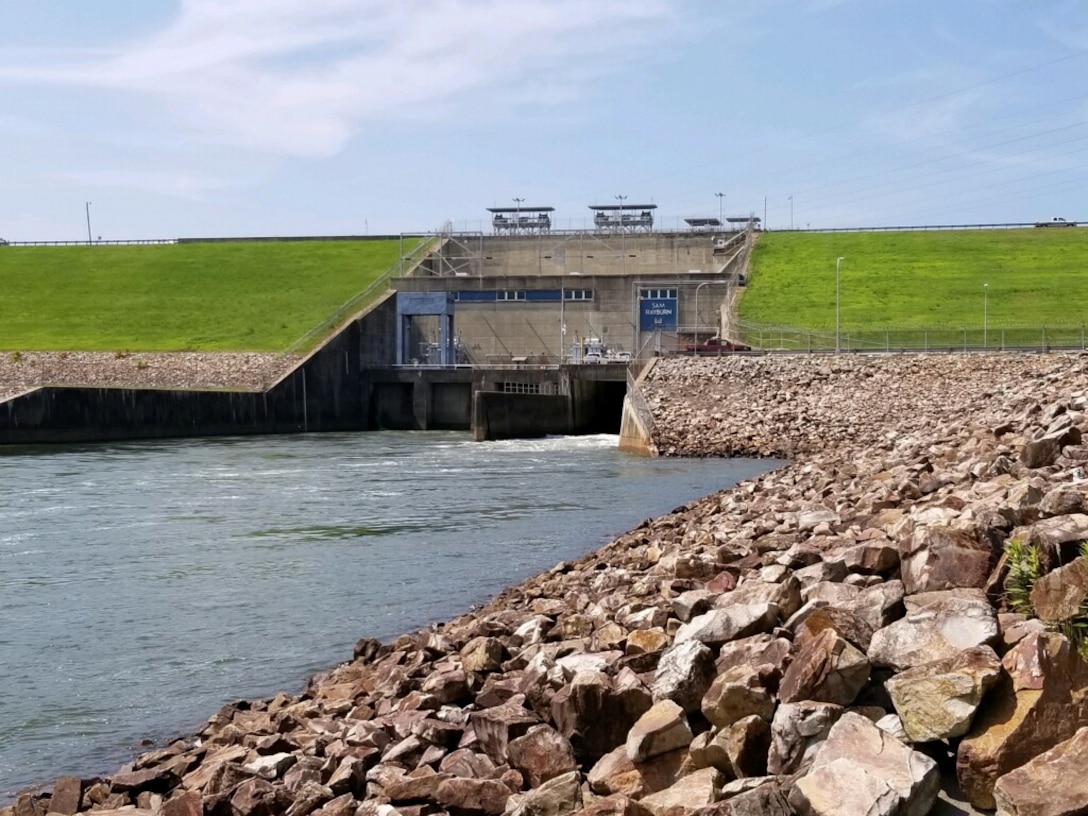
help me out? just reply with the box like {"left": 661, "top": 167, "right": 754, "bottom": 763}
{"left": 472, "top": 392, "right": 571, "bottom": 441}
{"left": 618, "top": 360, "right": 658, "bottom": 456}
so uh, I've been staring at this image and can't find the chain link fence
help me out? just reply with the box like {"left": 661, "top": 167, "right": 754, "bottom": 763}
{"left": 733, "top": 320, "right": 1088, "bottom": 353}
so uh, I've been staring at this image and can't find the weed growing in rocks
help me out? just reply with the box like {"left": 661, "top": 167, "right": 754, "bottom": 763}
{"left": 1004, "top": 538, "right": 1088, "bottom": 658}
{"left": 1004, "top": 538, "right": 1042, "bottom": 617}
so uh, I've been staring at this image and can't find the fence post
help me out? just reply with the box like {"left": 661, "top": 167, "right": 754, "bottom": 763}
{"left": 886, "top": 332, "right": 890, "bottom": 352}
{"left": 925, "top": 331, "right": 928, "bottom": 352}
{"left": 963, "top": 328, "right": 967, "bottom": 352}
{"left": 1001, "top": 329, "right": 1005, "bottom": 351}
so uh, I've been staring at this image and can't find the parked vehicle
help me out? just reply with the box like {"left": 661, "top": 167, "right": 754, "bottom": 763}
{"left": 1035, "top": 217, "right": 1077, "bottom": 227}
{"left": 683, "top": 336, "right": 751, "bottom": 353}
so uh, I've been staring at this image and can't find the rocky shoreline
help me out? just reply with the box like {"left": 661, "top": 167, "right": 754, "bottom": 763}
{"left": 0, "top": 352, "right": 299, "bottom": 403}
{"left": 9, "top": 351, "right": 1088, "bottom": 816}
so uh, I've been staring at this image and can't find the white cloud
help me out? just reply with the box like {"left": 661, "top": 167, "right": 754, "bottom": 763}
{"left": 0, "top": 0, "right": 675, "bottom": 157}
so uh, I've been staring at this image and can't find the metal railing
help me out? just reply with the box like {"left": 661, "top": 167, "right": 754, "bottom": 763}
{"left": 282, "top": 235, "right": 436, "bottom": 356}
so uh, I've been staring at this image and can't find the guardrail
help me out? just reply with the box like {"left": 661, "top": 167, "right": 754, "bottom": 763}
{"left": 0, "top": 235, "right": 412, "bottom": 247}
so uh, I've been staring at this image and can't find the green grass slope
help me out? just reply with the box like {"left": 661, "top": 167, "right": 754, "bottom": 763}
{"left": 0, "top": 239, "right": 409, "bottom": 352}
{"left": 740, "top": 229, "right": 1088, "bottom": 333}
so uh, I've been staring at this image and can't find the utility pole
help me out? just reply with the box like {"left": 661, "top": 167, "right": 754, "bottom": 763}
{"left": 715, "top": 192, "right": 725, "bottom": 226}
{"left": 85, "top": 201, "right": 93, "bottom": 244}
{"left": 616, "top": 194, "right": 627, "bottom": 275}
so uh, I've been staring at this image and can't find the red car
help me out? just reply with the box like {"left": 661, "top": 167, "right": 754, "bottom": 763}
{"left": 683, "top": 337, "right": 751, "bottom": 353}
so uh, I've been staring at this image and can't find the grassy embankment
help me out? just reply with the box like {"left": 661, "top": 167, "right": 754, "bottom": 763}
{"left": 0, "top": 239, "right": 414, "bottom": 352}
{"left": 740, "top": 229, "right": 1088, "bottom": 349}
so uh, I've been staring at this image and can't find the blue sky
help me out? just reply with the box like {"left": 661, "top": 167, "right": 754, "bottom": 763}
{"left": 0, "top": 0, "right": 1086, "bottom": 241}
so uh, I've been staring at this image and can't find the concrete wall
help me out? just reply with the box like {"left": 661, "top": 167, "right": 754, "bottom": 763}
{"left": 619, "top": 360, "right": 658, "bottom": 456}
{"left": 398, "top": 231, "right": 753, "bottom": 364}
{"left": 473, "top": 392, "right": 570, "bottom": 441}
{"left": 1, "top": 357, "right": 351, "bottom": 445}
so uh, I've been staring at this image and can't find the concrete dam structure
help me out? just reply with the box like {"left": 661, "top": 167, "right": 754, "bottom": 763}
{"left": 0, "top": 228, "right": 754, "bottom": 446}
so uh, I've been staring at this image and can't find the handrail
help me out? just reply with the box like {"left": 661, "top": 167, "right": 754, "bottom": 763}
{"left": 281, "top": 235, "right": 436, "bottom": 357}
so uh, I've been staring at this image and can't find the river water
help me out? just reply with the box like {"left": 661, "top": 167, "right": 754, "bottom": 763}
{"left": 0, "top": 431, "right": 779, "bottom": 800}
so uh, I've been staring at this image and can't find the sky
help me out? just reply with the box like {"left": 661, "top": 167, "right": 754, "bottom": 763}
{"left": 0, "top": 0, "right": 1086, "bottom": 242}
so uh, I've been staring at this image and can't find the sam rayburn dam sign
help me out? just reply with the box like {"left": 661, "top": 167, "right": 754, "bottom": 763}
{"left": 640, "top": 295, "right": 678, "bottom": 331}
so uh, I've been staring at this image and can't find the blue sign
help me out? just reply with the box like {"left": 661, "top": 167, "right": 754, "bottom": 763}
{"left": 640, "top": 297, "right": 677, "bottom": 331}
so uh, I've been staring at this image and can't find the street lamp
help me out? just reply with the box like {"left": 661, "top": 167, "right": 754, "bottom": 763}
{"left": 715, "top": 192, "right": 725, "bottom": 227}
{"left": 983, "top": 283, "right": 989, "bottom": 349}
{"left": 616, "top": 194, "right": 627, "bottom": 275}
{"left": 85, "top": 201, "right": 93, "bottom": 245}
{"left": 835, "top": 256, "right": 844, "bottom": 354}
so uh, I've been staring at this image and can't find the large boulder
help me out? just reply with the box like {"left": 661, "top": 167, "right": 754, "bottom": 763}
{"left": 778, "top": 628, "right": 870, "bottom": 706}
{"left": 435, "top": 776, "right": 517, "bottom": 816}
{"left": 508, "top": 770, "right": 583, "bottom": 816}
{"left": 587, "top": 746, "right": 687, "bottom": 799}
{"left": 700, "top": 665, "right": 774, "bottom": 729}
{"left": 992, "top": 726, "right": 1088, "bottom": 816}
{"left": 508, "top": 724, "right": 579, "bottom": 788}
{"left": 626, "top": 699, "right": 694, "bottom": 763}
{"left": 1019, "top": 514, "right": 1088, "bottom": 570}
{"left": 767, "top": 701, "right": 844, "bottom": 776}
{"left": 552, "top": 669, "right": 653, "bottom": 765}
{"left": 461, "top": 636, "right": 507, "bottom": 673}
{"left": 674, "top": 604, "right": 780, "bottom": 648}
{"left": 885, "top": 645, "right": 1002, "bottom": 742}
{"left": 638, "top": 768, "right": 724, "bottom": 816}
{"left": 1030, "top": 556, "right": 1088, "bottom": 623}
{"left": 899, "top": 526, "right": 996, "bottom": 594}
{"left": 721, "top": 715, "right": 770, "bottom": 778}
{"left": 868, "top": 589, "right": 998, "bottom": 671}
{"left": 651, "top": 640, "right": 717, "bottom": 713}
{"left": 788, "top": 712, "right": 939, "bottom": 816}
{"left": 958, "top": 631, "right": 1088, "bottom": 810}
{"left": 470, "top": 699, "right": 540, "bottom": 765}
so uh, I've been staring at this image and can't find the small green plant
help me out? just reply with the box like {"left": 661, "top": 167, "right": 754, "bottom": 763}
{"left": 1004, "top": 538, "right": 1088, "bottom": 659}
{"left": 1005, "top": 537, "right": 1042, "bottom": 616}
{"left": 9, "top": 350, "right": 22, "bottom": 363}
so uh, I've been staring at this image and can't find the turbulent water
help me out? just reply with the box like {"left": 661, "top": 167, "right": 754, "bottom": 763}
{"left": 0, "top": 431, "right": 779, "bottom": 800}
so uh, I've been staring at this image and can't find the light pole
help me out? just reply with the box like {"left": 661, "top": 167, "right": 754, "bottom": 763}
{"left": 694, "top": 281, "right": 710, "bottom": 347}
{"left": 616, "top": 194, "right": 627, "bottom": 275}
{"left": 983, "top": 283, "right": 989, "bottom": 349}
{"left": 789, "top": 196, "right": 794, "bottom": 231}
{"left": 513, "top": 197, "right": 523, "bottom": 234}
{"left": 715, "top": 192, "right": 725, "bottom": 227}
{"left": 85, "top": 201, "right": 92, "bottom": 245}
{"left": 835, "top": 256, "right": 844, "bottom": 354}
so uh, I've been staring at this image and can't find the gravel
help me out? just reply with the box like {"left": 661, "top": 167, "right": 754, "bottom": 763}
{"left": 0, "top": 351, "right": 303, "bottom": 403}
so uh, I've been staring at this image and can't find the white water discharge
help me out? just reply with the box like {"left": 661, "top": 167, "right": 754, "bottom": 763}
{"left": 0, "top": 431, "right": 781, "bottom": 800}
